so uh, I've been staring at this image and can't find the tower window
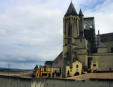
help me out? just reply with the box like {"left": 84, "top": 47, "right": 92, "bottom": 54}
{"left": 68, "top": 23, "right": 72, "bottom": 36}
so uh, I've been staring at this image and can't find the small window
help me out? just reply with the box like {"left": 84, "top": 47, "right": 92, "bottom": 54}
{"left": 76, "top": 65, "right": 79, "bottom": 68}
{"left": 93, "top": 64, "right": 96, "bottom": 67}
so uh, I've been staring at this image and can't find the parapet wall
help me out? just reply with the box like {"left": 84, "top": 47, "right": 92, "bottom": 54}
{"left": 32, "top": 78, "right": 113, "bottom": 87}
{"left": 0, "top": 75, "right": 113, "bottom": 87}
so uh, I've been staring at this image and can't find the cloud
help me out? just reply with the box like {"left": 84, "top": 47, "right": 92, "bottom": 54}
{"left": 0, "top": 0, "right": 63, "bottom": 69}
{"left": 0, "top": 0, "right": 113, "bottom": 69}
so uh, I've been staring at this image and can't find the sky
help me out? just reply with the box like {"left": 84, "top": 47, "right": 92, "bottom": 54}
{"left": 0, "top": 0, "right": 113, "bottom": 69}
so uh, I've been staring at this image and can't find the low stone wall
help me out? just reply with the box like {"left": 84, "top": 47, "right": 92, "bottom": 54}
{"left": 0, "top": 75, "right": 113, "bottom": 87}
{"left": 32, "top": 78, "right": 113, "bottom": 87}
{"left": 0, "top": 75, "right": 31, "bottom": 87}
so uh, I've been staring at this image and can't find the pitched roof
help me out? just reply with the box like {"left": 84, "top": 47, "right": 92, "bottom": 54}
{"left": 45, "top": 61, "right": 53, "bottom": 66}
{"left": 34, "top": 65, "right": 38, "bottom": 70}
{"left": 65, "top": 2, "right": 77, "bottom": 16}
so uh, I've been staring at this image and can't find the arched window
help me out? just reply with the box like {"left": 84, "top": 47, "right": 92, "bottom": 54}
{"left": 68, "top": 23, "right": 72, "bottom": 36}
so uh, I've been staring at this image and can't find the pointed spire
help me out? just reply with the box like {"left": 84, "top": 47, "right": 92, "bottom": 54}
{"left": 34, "top": 65, "right": 38, "bottom": 70}
{"left": 79, "top": 9, "right": 84, "bottom": 16}
{"left": 65, "top": 2, "right": 77, "bottom": 16}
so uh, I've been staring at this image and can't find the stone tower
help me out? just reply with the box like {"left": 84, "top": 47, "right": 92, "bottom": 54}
{"left": 63, "top": 2, "right": 88, "bottom": 75}
{"left": 63, "top": 2, "right": 79, "bottom": 67}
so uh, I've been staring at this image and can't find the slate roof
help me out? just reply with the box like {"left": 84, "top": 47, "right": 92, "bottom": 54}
{"left": 100, "top": 33, "right": 113, "bottom": 42}
{"left": 65, "top": 2, "right": 77, "bottom": 16}
{"left": 34, "top": 65, "right": 38, "bottom": 70}
{"left": 45, "top": 61, "right": 53, "bottom": 66}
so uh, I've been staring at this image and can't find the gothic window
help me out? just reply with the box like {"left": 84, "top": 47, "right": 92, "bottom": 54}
{"left": 68, "top": 23, "right": 72, "bottom": 36}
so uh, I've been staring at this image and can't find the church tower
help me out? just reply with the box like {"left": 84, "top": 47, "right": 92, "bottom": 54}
{"left": 63, "top": 2, "right": 88, "bottom": 75}
{"left": 63, "top": 2, "right": 79, "bottom": 67}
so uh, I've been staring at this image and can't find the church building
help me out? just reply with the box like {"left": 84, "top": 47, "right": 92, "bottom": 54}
{"left": 45, "top": 2, "right": 113, "bottom": 77}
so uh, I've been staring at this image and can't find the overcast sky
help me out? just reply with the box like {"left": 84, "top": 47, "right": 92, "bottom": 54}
{"left": 0, "top": 0, "right": 113, "bottom": 69}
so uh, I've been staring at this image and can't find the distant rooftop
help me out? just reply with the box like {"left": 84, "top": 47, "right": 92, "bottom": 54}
{"left": 100, "top": 33, "right": 113, "bottom": 42}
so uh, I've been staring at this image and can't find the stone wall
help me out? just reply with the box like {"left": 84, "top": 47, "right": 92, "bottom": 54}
{"left": 92, "top": 53, "right": 113, "bottom": 71}
{"left": 0, "top": 75, "right": 31, "bottom": 87}
{"left": 0, "top": 75, "right": 113, "bottom": 87}
{"left": 31, "top": 78, "right": 113, "bottom": 87}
